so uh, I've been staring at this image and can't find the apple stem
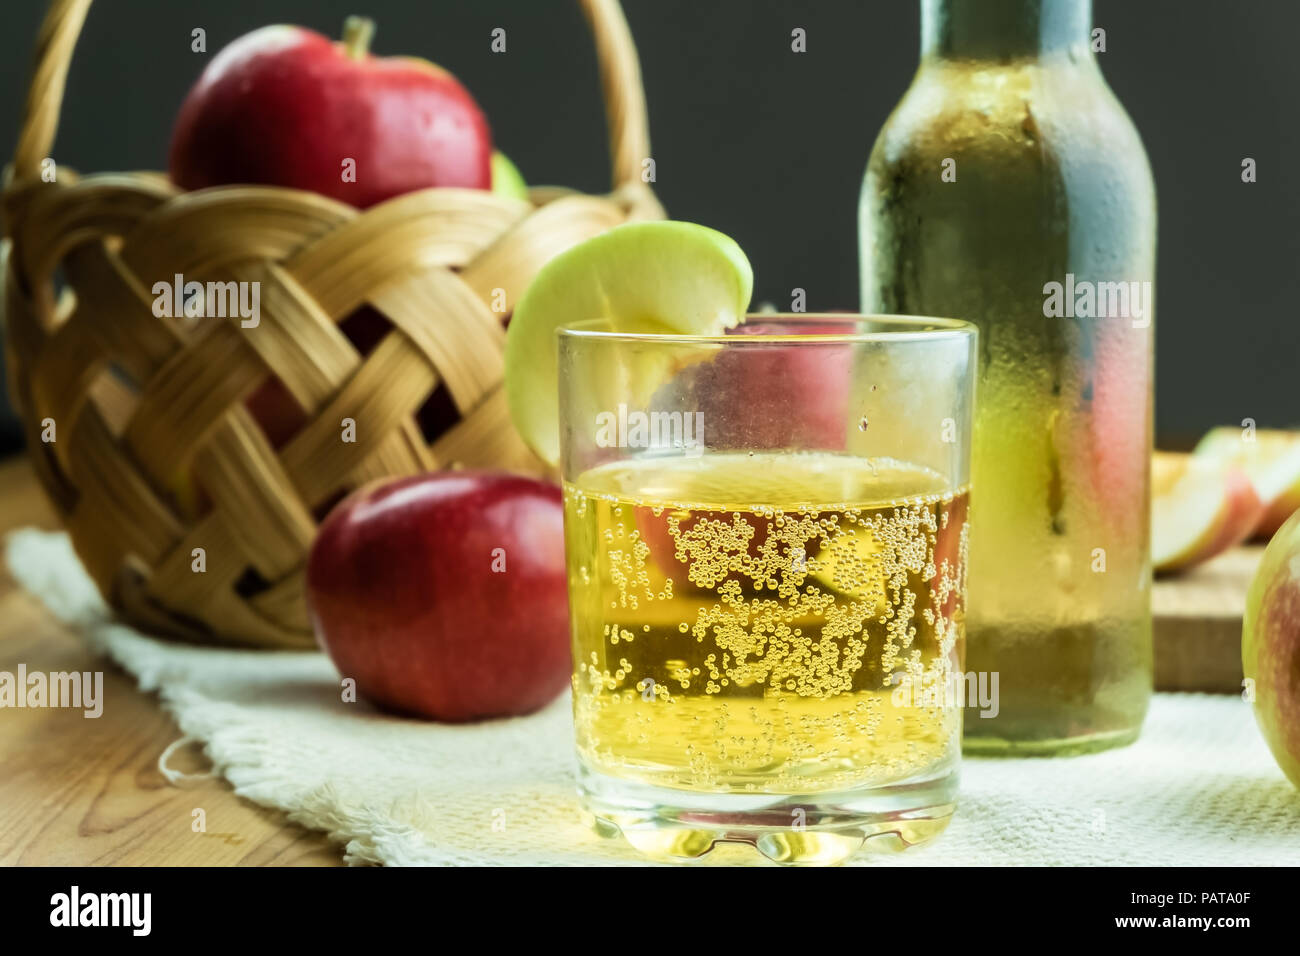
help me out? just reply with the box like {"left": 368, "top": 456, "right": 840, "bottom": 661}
{"left": 342, "top": 16, "right": 375, "bottom": 59}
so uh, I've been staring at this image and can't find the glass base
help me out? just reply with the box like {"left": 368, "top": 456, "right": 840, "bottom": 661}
{"left": 962, "top": 724, "right": 1141, "bottom": 757}
{"left": 578, "top": 762, "right": 958, "bottom": 866}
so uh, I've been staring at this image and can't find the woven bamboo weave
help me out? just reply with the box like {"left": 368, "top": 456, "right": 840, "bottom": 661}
{"left": 2, "top": 0, "right": 664, "bottom": 648}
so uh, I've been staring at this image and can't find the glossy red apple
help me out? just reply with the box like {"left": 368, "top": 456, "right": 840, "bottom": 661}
{"left": 306, "top": 472, "right": 571, "bottom": 722}
{"left": 169, "top": 17, "right": 492, "bottom": 208}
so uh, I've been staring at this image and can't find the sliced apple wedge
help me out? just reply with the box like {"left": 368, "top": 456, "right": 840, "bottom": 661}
{"left": 504, "top": 221, "right": 753, "bottom": 466}
{"left": 1152, "top": 451, "right": 1266, "bottom": 573}
{"left": 1194, "top": 427, "right": 1300, "bottom": 539}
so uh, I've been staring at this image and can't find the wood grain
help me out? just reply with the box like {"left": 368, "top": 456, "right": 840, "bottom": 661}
{"left": 0, "top": 455, "right": 341, "bottom": 865}
{"left": 1153, "top": 545, "right": 1263, "bottom": 693}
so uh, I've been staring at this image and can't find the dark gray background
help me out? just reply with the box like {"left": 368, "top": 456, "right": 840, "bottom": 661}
{"left": 2, "top": 0, "right": 1296, "bottom": 455}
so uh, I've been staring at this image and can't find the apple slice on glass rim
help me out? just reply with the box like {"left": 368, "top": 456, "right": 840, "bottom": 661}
{"left": 503, "top": 221, "right": 753, "bottom": 467}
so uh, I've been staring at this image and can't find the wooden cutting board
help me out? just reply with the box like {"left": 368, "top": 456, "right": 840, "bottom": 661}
{"left": 1153, "top": 545, "right": 1264, "bottom": 693}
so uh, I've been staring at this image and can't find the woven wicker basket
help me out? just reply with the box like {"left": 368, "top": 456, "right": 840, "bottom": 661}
{"left": 2, "top": 0, "right": 663, "bottom": 648}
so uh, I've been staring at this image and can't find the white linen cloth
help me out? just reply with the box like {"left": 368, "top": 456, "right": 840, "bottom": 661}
{"left": 7, "top": 528, "right": 1298, "bottom": 866}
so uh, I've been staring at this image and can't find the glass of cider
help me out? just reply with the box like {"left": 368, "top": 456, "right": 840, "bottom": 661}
{"left": 558, "top": 315, "right": 977, "bottom": 865}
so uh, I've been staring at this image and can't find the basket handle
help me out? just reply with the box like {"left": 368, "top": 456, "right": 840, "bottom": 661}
{"left": 12, "top": 0, "right": 90, "bottom": 182}
{"left": 11, "top": 0, "right": 653, "bottom": 193}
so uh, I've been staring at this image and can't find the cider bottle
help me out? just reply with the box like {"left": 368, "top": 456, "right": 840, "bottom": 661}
{"left": 859, "top": 0, "right": 1155, "bottom": 753}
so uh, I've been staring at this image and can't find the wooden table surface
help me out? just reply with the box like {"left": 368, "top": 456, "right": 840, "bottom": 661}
{"left": 0, "top": 455, "right": 340, "bottom": 866}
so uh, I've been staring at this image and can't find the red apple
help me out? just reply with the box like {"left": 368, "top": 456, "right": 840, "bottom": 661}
{"left": 687, "top": 323, "right": 852, "bottom": 451}
{"left": 622, "top": 324, "right": 852, "bottom": 581}
{"left": 167, "top": 19, "right": 495, "bottom": 500}
{"left": 169, "top": 17, "right": 492, "bottom": 208}
{"left": 1243, "top": 508, "right": 1300, "bottom": 788}
{"left": 306, "top": 471, "right": 571, "bottom": 721}
{"left": 628, "top": 322, "right": 852, "bottom": 578}
{"left": 167, "top": 20, "right": 491, "bottom": 468}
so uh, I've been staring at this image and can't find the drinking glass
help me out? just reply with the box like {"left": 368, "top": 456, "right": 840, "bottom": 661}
{"left": 558, "top": 314, "right": 977, "bottom": 864}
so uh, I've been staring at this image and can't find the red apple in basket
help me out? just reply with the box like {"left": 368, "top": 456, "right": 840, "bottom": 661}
{"left": 306, "top": 472, "right": 571, "bottom": 722}
{"left": 169, "top": 17, "right": 492, "bottom": 207}
{"left": 166, "top": 18, "right": 494, "bottom": 496}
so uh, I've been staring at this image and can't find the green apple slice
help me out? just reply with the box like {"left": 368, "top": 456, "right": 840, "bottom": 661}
{"left": 504, "top": 220, "right": 753, "bottom": 466}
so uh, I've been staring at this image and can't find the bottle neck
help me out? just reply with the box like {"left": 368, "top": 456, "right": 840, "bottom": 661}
{"left": 921, "top": 0, "right": 1093, "bottom": 61}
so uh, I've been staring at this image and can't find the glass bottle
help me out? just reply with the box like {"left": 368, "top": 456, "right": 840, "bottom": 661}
{"left": 859, "top": 0, "right": 1155, "bottom": 754}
